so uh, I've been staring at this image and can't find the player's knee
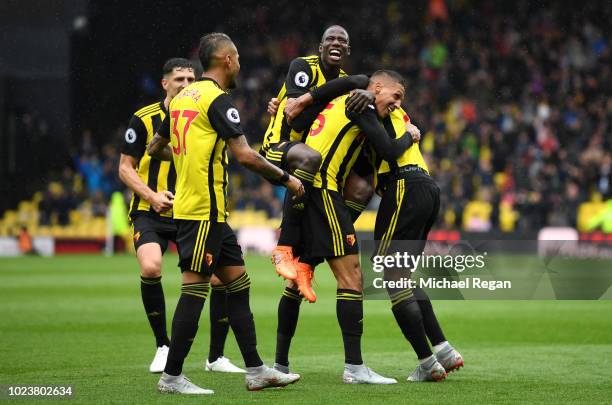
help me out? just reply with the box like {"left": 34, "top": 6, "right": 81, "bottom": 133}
{"left": 210, "top": 274, "right": 224, "bottom": 287}
{"left": 140, "top": 258, "right": 162, "bottom": 278}
{"left": 295, "top": 150, "right": 322, "bottom": 173}
{"left": 182, "top": 270, "right": 209, "bottom": 284}
{"left": 337, "top": 263, "right": 362, "bottom": 291}
{"left": 226, "top": 272, "right": 251, "bottom": 294}
{"left": 346, "top": 180, "right": 373, "bottom": 204}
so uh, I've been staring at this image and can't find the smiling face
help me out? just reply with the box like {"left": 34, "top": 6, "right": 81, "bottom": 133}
{"left": 162, "top": 67, "right": 195, "bottom": 99}
{"left": 370, "top": 76, "right": 405, "bottom": 118}
{"left": 319, "top": 26, "right": 350, "bottom": 67}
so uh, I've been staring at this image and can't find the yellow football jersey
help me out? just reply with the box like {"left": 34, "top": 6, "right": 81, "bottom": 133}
{"left": 165, "top": 78, "right": 244, "bottom": 221}
{"left": 378, "top": 107, "right": 429, "bottom": 174}
{"left": 306, "top": 94, "right": 365, "bottom": 192}
{"left": 262, "top": 55, "right": 347, "bottom": 150}
{"left": 121, "top": 101, "right": 175, "bottom": 219}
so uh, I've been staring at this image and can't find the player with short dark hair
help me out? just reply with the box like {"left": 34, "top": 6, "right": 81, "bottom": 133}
{"left": 373, "top": 106, "right": 464, "bottom": 382}
{"left": 148, "top": 33, "right": 303, "bottom": 394}
{"left": 294, "top": 70, "right": 417, "bottom": 384}
{"left": 119, "top": 57, "right": 189, "bottom": 372}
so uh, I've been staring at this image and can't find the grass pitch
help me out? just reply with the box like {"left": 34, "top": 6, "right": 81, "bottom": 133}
{"left": 1, "top": 254, "right": 611, "bottom": 404}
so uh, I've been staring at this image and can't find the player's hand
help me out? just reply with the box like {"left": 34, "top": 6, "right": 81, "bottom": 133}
{"left": 284, "top": 175, "right": 305, "bottom": 198}
{"left": 346, "top": 89, "right": 375, "bottom": 113}
{"left": 406, "top": 122, "right": 421, "bottom": 143}
{"left": 267, "top": 98, "right": 279, "bottom": 115}
{"left": 149, "top": 191, "right": 174, "bottom": 213}
{"left": 284, "top": 93, "right": 313, "bottom": 125}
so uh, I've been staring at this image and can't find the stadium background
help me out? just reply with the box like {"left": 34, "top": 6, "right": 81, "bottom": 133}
{"left": 1, "top": 0, "right": 610, "bottom": 248}
{"left": 1, "top": 1, "right": 611, "bottom": 403}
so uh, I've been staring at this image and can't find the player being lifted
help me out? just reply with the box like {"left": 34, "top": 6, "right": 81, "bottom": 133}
{"left": 148, "top": 33, "right": 303, "bottom": 394}
{"left": 118, "top": 58, "right": 244, "bottom": 374}
{"left": 297, "top": 70, "right": 417, "bottom": 384}
{"left": 262, "top": 26, "right": 381, "bottom": 374}
{"left": 372, "top": 107, "right": 464, "bottom": 382}
{"left": 261, "top": 25, "right": 375, "bottom": 298}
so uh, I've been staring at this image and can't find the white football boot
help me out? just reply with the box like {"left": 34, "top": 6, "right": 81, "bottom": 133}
{"left": 205, "top": 356, "right": 246, "bottom": 373}
{"left": 149, "top": 345, "right": 169, "bottom": 373}
{"left": 157, "top": 373, "right": 214, "bottom": 394}
{"left": 342, "top": 364, "right": 397, "bottom": 384}
{"left": 245, "top": 365, "right": 300, "bottom": 391}
{"left": 407, "top": 357, "right": 447, "bottom": 382}
{"left": 434, "top": 343, "right": 464, "bottom": 373}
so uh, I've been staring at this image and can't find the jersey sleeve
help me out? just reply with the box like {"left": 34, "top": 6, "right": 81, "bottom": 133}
{"left": 207, "top": 94, "right": 244, "bottom": 140}
{"left": 310, "top": 74, "right": 369, "bottom": 103}
{"left": 120, "top": 115, "right": 148, "bottom": 158}
{"left": 285, "top": 58, "right": 314, "bottom": 98}
{"left": 347, "top": 107, "right": 413, "bottom": 161}
{"left": 157, "top": 115, "right": 170, "bottom": 139}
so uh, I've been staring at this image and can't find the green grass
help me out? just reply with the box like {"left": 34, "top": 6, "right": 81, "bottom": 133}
{"left": 1, "top": 254, "right": 611, "bottom": 404}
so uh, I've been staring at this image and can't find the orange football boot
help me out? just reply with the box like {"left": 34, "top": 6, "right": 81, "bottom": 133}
{"left": 295, "top": 261, "right": 316, "bottom": 303}
{"left": 271, "top": 245, "right": 297, "bottom": 280}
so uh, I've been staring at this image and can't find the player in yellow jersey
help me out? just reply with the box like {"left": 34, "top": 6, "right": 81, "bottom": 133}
{"left": 373, "top": 108, "right": 464, "bottom": 382}
{"left": 262, "top": 25, "right": 375, "bottom": 285}
{"left": 119, "top": 58, "right": 245, "bottom": 375}
{"left": 147, "top": 33, "right": 303, "bottom": 395}
{"left": 295, "top": 70, "right": 416, "bottom": 384}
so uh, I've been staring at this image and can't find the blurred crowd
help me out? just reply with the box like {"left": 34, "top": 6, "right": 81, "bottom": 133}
{"left": 45, "top": 1, "right": 612, "bottom": 232}
{"left": 38, "top": 130, "right": 122, "bottom": 225}
{"left": 213, "top": 0, "right": 611, "bottom": 231}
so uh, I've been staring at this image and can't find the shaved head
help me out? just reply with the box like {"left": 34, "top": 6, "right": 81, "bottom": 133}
{"left": 199, "top": 32, "right": 236, "bottom": 70}
{"left": 321, "top": 25, "right": 349, "bottom": 43}
{"left": 368, "top": 70, "right": 406, "bottom": 118}
{"left": 370, "top": 70, "right": 406, "bottom": 89}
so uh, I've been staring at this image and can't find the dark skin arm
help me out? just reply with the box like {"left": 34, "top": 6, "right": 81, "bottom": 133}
{"left": 285, "top": 74, "right": 373, "bottom": 127}
{"left": 349, "top": 109, "right": 413, "bottom": 161}
{"left": 147, "top": 133, "right": 173, "bottom": 161}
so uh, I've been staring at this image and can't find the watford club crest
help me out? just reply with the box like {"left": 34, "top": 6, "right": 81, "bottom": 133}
{"left": 133, "top": 232, "right": 141, "bottom": 242}
{"left": 346, "top": 234, "right": 356, "bottom": 247}
{"left": 206, "top": 253, "right": 213, "bottom": 267}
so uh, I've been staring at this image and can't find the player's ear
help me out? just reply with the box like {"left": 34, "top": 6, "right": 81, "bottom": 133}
{"left": 318, "top": 43, "right": 323, "bottom": 53}
{"left": 374, "top": 82, "right": 383, "bottom": 94}
{"left": 161, "top": 78, "right": 169, "bottom": 91}
{"left": 347, "top": 45, "right": 351, "bottom": 56}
